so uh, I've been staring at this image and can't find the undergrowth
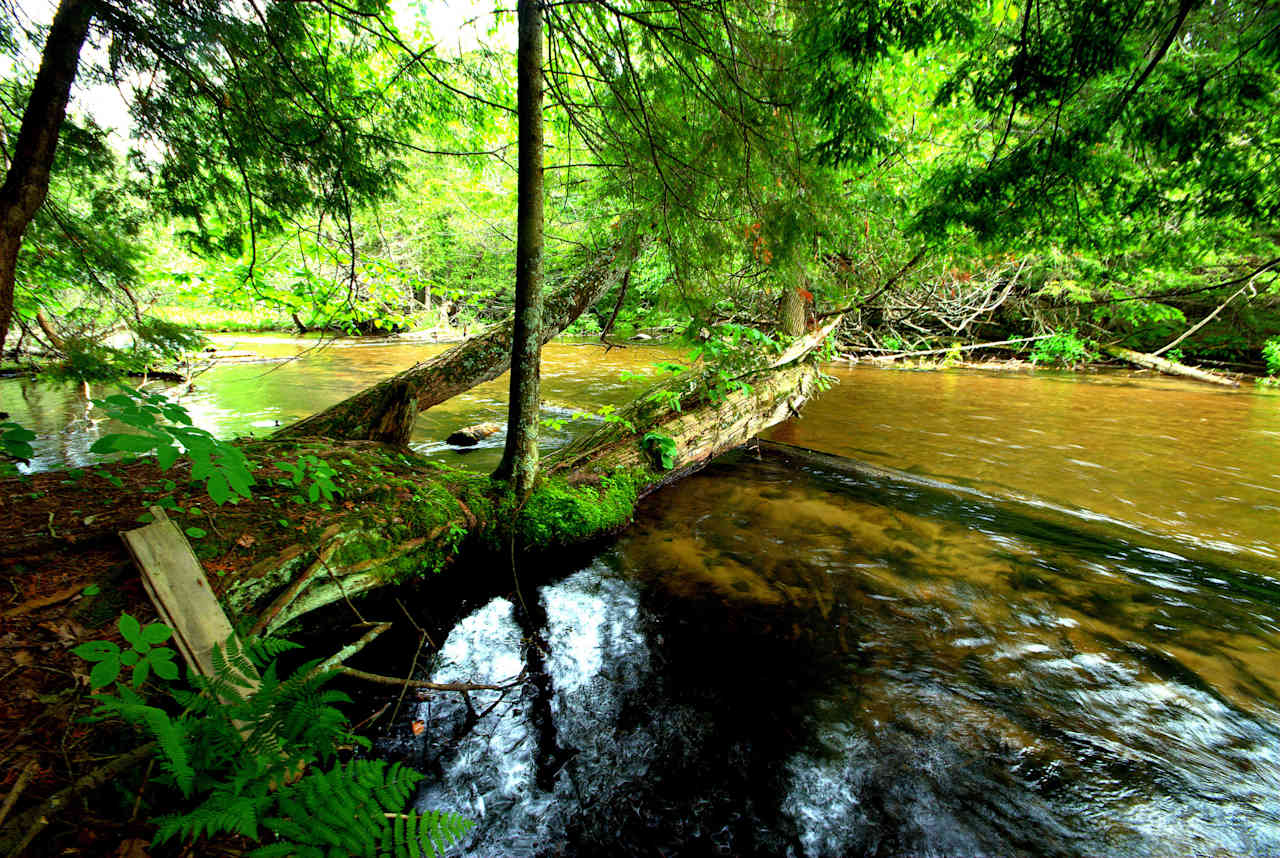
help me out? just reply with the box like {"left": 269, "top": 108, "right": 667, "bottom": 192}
{"left": 82, "top": 629, "right": 472, "bottom": 856}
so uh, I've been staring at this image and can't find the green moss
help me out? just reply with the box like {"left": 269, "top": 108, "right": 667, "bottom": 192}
{"left": 506, "top": 471, "right": 642, "bottom": 549}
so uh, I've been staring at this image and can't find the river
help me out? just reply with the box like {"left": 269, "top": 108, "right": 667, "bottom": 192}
{"left": 4, "top": 337, "right": 1280, "bottom": 856}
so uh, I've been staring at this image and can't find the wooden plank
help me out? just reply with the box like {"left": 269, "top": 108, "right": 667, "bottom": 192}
{"left": 121, "top": 506, "right": 248, "bottom": 685}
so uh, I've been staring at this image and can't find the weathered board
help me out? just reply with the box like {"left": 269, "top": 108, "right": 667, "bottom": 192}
{"left": 121, "top": 505, "right": 254, "bottom": 687}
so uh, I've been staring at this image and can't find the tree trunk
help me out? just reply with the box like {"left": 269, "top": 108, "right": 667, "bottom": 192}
{"left": 0, "top": 0, "right": 94, "bottom": 354}
{"left": 275, "top": 246, "right": 633, "bottom": 445}
{"left": 778, "top": 287, "right": 805, "bottom": 336}
{"left": 492, "top": 0, "right": 546, "bottom": 497}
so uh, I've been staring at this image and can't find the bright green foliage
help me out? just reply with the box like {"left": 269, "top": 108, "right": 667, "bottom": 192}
{"left": 38, "top": 319, "right": 209, "bottom": 383}
{"left": 89, "top": 388, "right": 255, "bottom": 505}
{"left": 0, "top": 421, "right": 35, "bottom": 469}
{"left": 641, "top": 432, "right": 679, "bottom": 470}
{"left": 71, "top": 613, "right": 178, "bottom": 689}
{"left": 253, "top": 762, "right": 473, "bottom": 858}
{"left": 84, "top": 630, "right": 471, "bottom": 855}
{"left": 1264, "top": 337, "right": 1280, "bottom": 376}
{"left": 1031, "top": 330, "right": 1095, "bottom": 367}
{"left": 506, "top": 473, "right": 642, "bottom": 549}
{"left": 275, "top": 455, "right": 341, "bottom": 505}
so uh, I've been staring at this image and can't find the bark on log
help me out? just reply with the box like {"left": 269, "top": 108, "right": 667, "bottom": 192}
{"left": 276, "top": 245, "right": 636, "bottom": 445}
{"left": 1102, "top": 344, "right": 1239, "bottom": 387}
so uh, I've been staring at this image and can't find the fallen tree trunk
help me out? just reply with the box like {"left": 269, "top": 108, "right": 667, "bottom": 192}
{"left": 1102, "top": 344, "right": 1240, "bottom": 387}
{"left": 277, "top": 244, "right": 636, "bottom": 445}
{"left": 1, "top": 319, "right": 837, "bottom": 632}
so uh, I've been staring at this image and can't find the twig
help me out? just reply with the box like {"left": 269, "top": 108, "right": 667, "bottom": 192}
{"left": 598, "top": 269, "right": 631, "bottom": 351}
{"left": 128, "top": 758, "right": 156, "bottom": 823}
{"left": 315, "top": 622, "right": 392, "bottom": 673}
{"left": 0, "top": 759, "right": 37, "bottom": 828}
{"left": 339, "top": 667, "right": 524, "bottom": 693}
{"left": 390, "top": 629, "right": 425, "bottom": 727}
{"left": 2, "top": 742, "right": 157, "bottom": 858}
{"left": 1153, "top": 277, "right": 1257, "bottom": 357}
{"left": 871, "top": 334, "right": 1054, "bottom": 362}
{"left": 815, "top": 247, "right": 927, "bottom": 321}
{"left": 1, "top": 583, "right": 83, "bottom": 618}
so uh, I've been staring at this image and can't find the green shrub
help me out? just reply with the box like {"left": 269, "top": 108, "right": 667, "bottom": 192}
{"left": 1264, "top": 337, "right": 1280, "bottom": 376}
{"left": 1030, "top": 330, "right": 1094, "bottom": 367}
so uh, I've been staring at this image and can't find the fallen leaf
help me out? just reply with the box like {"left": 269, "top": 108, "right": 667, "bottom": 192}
{"left": 12, "top": 649, "right": 34, "bottom": 666}
{"left": 410, "top": 720, "right": 426, "bottom": 736}
{"left": 236, "top": 533, "right": 257, "bottom": 549}
{"left": 40, "top": 620, "right": 87, "bottom": 647}
{"left": 115, "top": 838, "right": 151, "bottom": 858}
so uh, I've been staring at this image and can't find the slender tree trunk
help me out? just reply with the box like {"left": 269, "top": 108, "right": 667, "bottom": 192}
{"left": 779, "top": 287, "right": 805, "bottom": 336}
{"left": 492, "top": 0, "right": 545, "bottom": 496}
{"left": 0, "top": 0, "right": 93, "bottom": 354}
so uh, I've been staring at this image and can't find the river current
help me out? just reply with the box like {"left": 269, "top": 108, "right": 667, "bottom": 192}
{"left": 4, "top": 337, "right": 1279, "bottom": 856}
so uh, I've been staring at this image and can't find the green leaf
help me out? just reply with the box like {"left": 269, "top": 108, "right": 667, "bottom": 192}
{"left": 91, "top": 433, "right": 159, "bottom": 454}
{"left": 142, "top": 624, "right": 173, "bottom": 645}
{"left": 150, "top": 650, "right": 179, "bottom": 680}
{"left": 185, "top": 526, "right": 207, "bottom": 539}
{"left": 72, "top": 640, "right": 119, "bottom": 662}
{"left": 121, "top": 649, "right": 141, "bottom": 666}
{"left": 89, "top": 658, "right": 121, "bottom": 689}
{"left": 118, "top": 612, "right": 143, "bottom": 646}
{"left": 82, "top": 584, "right": 101, "bottom": 596}
{"left": 206, "top": 472, "right": 231, "bottom": 506}
{"left": 132, "top": 659, "right": 151, "bottom": 687}
{"left": 155, "top": 443, "right": 180, "bottom": 470}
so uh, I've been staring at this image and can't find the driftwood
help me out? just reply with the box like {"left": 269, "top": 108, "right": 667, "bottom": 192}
{"left": 278, "top": 244, "right": 637, "bottom": 445}
{"left": 1102, "top": 344, "right": 1239, "bottom": 387}
{"left": 124, "top": 506, "right": 248, "bottom": 684}
{"left": 445, "top": 422, "right": 502, "bottom": 447}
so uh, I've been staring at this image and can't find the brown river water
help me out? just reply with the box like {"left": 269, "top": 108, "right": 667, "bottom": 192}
{"left": 4, "top": 338, "right": 1280, "bottom": 856}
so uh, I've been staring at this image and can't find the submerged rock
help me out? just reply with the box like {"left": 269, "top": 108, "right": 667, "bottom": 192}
{"left": 445, "top": 421, "right": 503, "bottom": 447}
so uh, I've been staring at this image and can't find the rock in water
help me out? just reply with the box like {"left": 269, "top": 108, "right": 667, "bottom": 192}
{"left": 445, "top": 422, "right": 503, "bottom": 447}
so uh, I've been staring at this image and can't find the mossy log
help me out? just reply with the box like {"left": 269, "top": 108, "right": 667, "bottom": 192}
{"left": 1, "top": 322, "right": 835, "bottom": 632}
{"left": 277, "top": 244, "right": 636, "bottom": 445}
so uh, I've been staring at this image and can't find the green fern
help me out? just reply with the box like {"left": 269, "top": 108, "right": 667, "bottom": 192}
{"left": 87, "top": 630, "right": 470, "bottom": 855}
{"left": 253, "top": 761, "right": 473, "bottom": 858}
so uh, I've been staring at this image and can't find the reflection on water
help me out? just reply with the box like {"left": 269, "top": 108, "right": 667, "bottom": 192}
{"left": 0, "top": 337, "right": 673, "bottom": 473}
{"left": 766, "top": 365, "right": 1280, "bottom": 566}
{"left": 394, "top": 456, "right": 1280, "bottom": 857}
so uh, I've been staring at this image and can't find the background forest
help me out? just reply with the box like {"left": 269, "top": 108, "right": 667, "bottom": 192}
{"left": 1, "top": 0, "right": 1277, "bottom": 381}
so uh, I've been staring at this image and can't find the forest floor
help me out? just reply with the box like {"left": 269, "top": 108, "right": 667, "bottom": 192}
{"left": 0, "top": 444, "right": 459, "bottom": 856}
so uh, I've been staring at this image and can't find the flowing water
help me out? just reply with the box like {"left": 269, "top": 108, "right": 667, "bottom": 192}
{"left": 5, "top": 340, "right": 1280, "bottom": 856}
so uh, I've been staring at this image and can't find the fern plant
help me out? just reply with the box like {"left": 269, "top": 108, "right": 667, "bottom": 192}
{"left": 84, "top": 630, "right": 472, "bottom": 856}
